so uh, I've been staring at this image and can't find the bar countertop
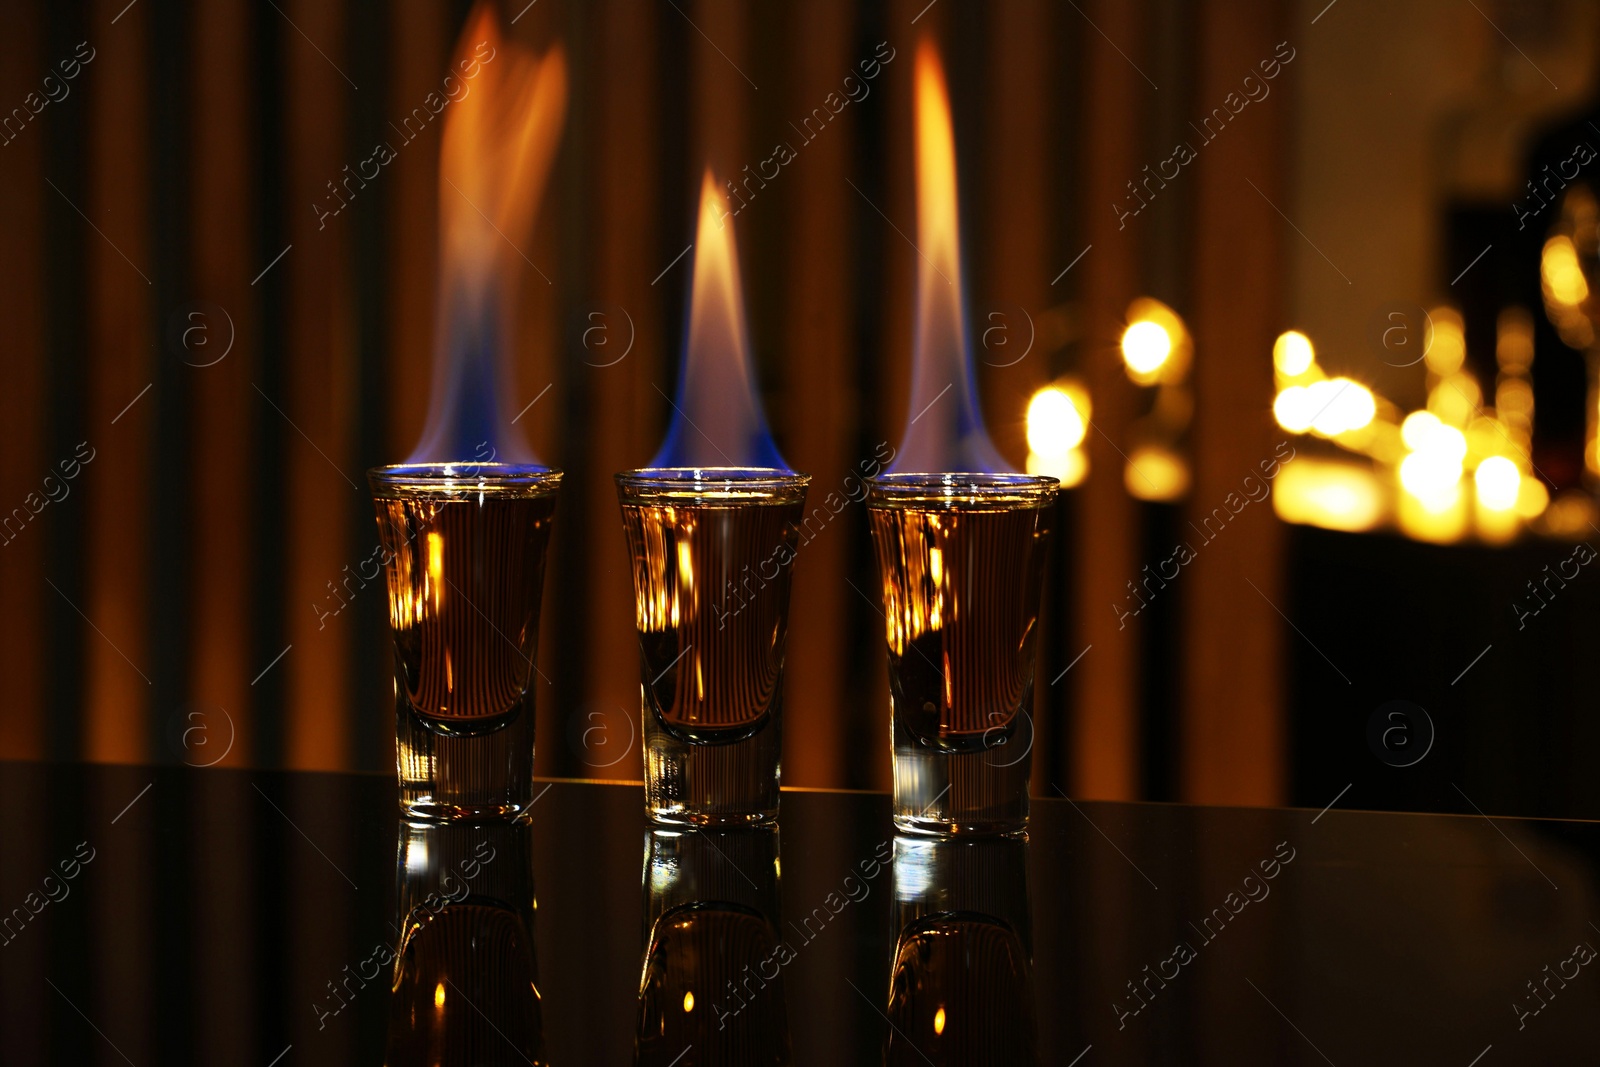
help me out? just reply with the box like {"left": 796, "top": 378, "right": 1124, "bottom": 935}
{"left": 1, "top": 759, "right": 1597, "bottom": 1065}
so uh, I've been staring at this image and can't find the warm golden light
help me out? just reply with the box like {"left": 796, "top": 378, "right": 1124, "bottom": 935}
{"left": 934, "top": 1005, "right": 946, "bottom": 1035}
{"left": 1274, "top": 385, "right": 1314, "bottom": 433}
{"left": 683, "top": 991, "right": 695, "bottom": 1013}
{"left": 1517, "top": 477, "right": 1550, "bottom": 520}
{"left": 1427, "top": 372, "right": 1480, "bottom": 428}
{"left": 1402, "top": 410, "right": 1468, "bottom": 464}
{"left": 1120, "top": 298, "right": 1190, "bottom": 385}
{"left": 1424, "top": 308, "right": 1466, "bottom": 376}
{"left": 434, "top": 982, "right": 446, "bottom": 1011}
{"left": 1026, "top": 447, "right": 1087, "bottom": 486}
{"left": 1399, "top": 451, "right": 1462, "bottom": 512}
{"left": 426, "top": 531, "right": 445, "bottom": 611}
{"left": 1401, "top": 411, "right": 1441, "bottom": 450}
{"left": 1121, "top": 320, "right": 1172, "bottom": 377}
{"left": 1272, "top": 459, "right": 1384, "bottom": 532}
{"left": 1542, "top": 235, "right": 1589, "bottom": 307}
{"left": 1125, "top": 445, "right": 1190, "bottom": 502}
{"left": 1273, "top": 330, "right": 1314, "bottom": 376}
{"left": 1276, "top": 379, "right": 1376, "bottom": 437}
{"left": 1026, "top": 386, "right": 1087, "bottom": 456}
{"left": 1400, "top": 402, "right": 1467, "bottom": 515}
{"left": 1310, "top": 379, "right": 1376, "bottom": 436}
{"left": 1474, "top": 456, "right": 1520, "bottom": 512}
{"left": 1397, "top": 487, "right": 1468, "bottom": 543}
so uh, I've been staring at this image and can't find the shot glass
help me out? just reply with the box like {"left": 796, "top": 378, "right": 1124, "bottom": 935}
{"left": 616, "top": 468, "right": 810, "bottom": 826}
{"left": 866, "top": 472, "right": 1058, "bottom": 835}
{"left": 370, "top": 462, "right": 561, "bottom": 820}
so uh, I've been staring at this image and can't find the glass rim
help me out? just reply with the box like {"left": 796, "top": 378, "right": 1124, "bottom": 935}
{"left": 368, "top": 462, "right": 563, "bottom": 494}
{"left": 615, "top": 466, "right": 810, "bottom": 502}
{"left": 865, "top": 471, "right": 1059, "bottom": 506}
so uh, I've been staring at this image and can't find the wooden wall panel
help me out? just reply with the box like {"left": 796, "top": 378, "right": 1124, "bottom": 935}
{"left": 690, "top": 0, "right": 752, "bottom": 183}
{"left": 876, "top": 0, "right": 918, "bottom": 455}
{"left": 1072, "top": 0, "right": 1147, "bottom": 801}
{"left": 779, "top": 0, "right": 855, "bottom": 789}
{"left": 283, "top": 0, "right": 355, "bottom": 770}
{"left": 0, "top": 2, "right": 48, "bottom": 761}
{"left": 979, "top": 0, "right": 1052, "bottom": 469}
{"left": 1180, "top": 0, "right": 1288, "bottom": 806}
{"left": 579, "top": 0, "right": 664, "bottom": 781}
{"left": 188, "top": 0, "right": 254, "bottom": 768}
{"left": 385, "top": 0, "right": 448, "bottom": 460}
{"left": 79, "top": 0, "right": 152, "bottom": 764}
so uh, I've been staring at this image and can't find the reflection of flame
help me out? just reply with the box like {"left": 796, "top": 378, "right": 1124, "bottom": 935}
{"left": 651, "top": 171, "right": 785, "bottom": 469}
{"left": 408, "top": 3, "right": 567, "bottom": 465}
{"left": 888, "top": 39, "right": 1007, "bottom": 475}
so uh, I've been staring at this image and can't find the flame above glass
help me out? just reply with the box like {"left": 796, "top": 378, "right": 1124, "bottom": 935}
{"left": 888, "top": 38, "right": 1009, "bottom": 476}
{"left": 408, "top": 3, "right": 568, "bottom": 466}
{"left": 651, "top": 170, "right": 787, "bottom": 470}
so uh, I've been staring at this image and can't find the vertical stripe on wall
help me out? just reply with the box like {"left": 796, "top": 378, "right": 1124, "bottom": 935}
{"left": 1071, "top": 0, "right": 1148, "bottom": 801}
{"left": 283, "top": 0, "right": 354, "bottom": 771}
{"left": 1180, "top": 0, "right": 1288, "bottom": 807}
{"left": 189, "top": 0, "right": 256, "bottom": 769}
{"left": 84, "top": 0, "right": 152, "bottom": 764}
{"left": 781, "top": 0, "right": 856, "bottom": 790}
{"left": 578, "top": 0, "right": 665, "bottom": 782}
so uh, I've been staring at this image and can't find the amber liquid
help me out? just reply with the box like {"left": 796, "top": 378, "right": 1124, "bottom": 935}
{"left": 376, "top": 492, "right": 557, "bottom": 729}
{"left": 868, "top": 502, "right": 1052, "bottom": 750}
{"left": 619, "top": 500, "right": 804, "bottom": 742}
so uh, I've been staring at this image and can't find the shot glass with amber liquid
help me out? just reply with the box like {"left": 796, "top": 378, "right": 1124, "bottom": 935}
{"left": 867, "top": 472, "right": 1057, "bottom": 835}
{"left": 370, "top": 463, "right": 561, "bottom": 820}
{"left": 616, "top": 468, "right": 809, "bottom": 826}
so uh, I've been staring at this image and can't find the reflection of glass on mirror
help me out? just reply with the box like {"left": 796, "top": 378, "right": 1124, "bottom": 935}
{"left": 886, "top": 835, "right": 1036, "bottom": 1065}
{"left": 637, "top": 828, "right": 790, "bottom": 1066}
{"left": 386, "top": 819, "right": 546, "bottom": 1066}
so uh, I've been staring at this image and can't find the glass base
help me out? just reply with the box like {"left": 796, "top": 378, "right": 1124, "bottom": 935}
{"left": 892, "top": 715, "right": 1031, "bottom": 837}
{"left": 396, "top": 689, "right": 535, "bottom": 822}
{"left": 642, "top": 690, "right": 781, "bottom": 827}
{"left": 399, "top": 797, "right": 536, "bottom": 822}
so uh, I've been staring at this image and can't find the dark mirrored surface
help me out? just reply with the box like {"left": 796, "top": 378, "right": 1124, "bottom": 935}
{"left": 2, "top": 759, "right": 1600, "bottom": 1064}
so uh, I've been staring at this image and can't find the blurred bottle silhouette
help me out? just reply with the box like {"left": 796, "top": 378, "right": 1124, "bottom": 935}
{"left": 636, "top": 827, "right": 791, "bottom": 1066}
{"left": 885, "top": 836, "right": 1037, "bottom": 1066}
{"left": 386, "top": 819, "right": 546, "bottom": 1066}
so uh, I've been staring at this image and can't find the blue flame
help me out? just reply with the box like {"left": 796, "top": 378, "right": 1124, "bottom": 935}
{"left": 886, "top": 280, "right": 1008, "bottom": 475}
{"left": 885, "top": 38, "right": 1010, "bottom": 477}
{"left": 404, "top": 6, "right": 565, "bottom": 469}
{"left": 650, "top": 171, "right": 788, "bottom": 471}
{"left": 407, "top": 291, "right": 538, "bottom": 466}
